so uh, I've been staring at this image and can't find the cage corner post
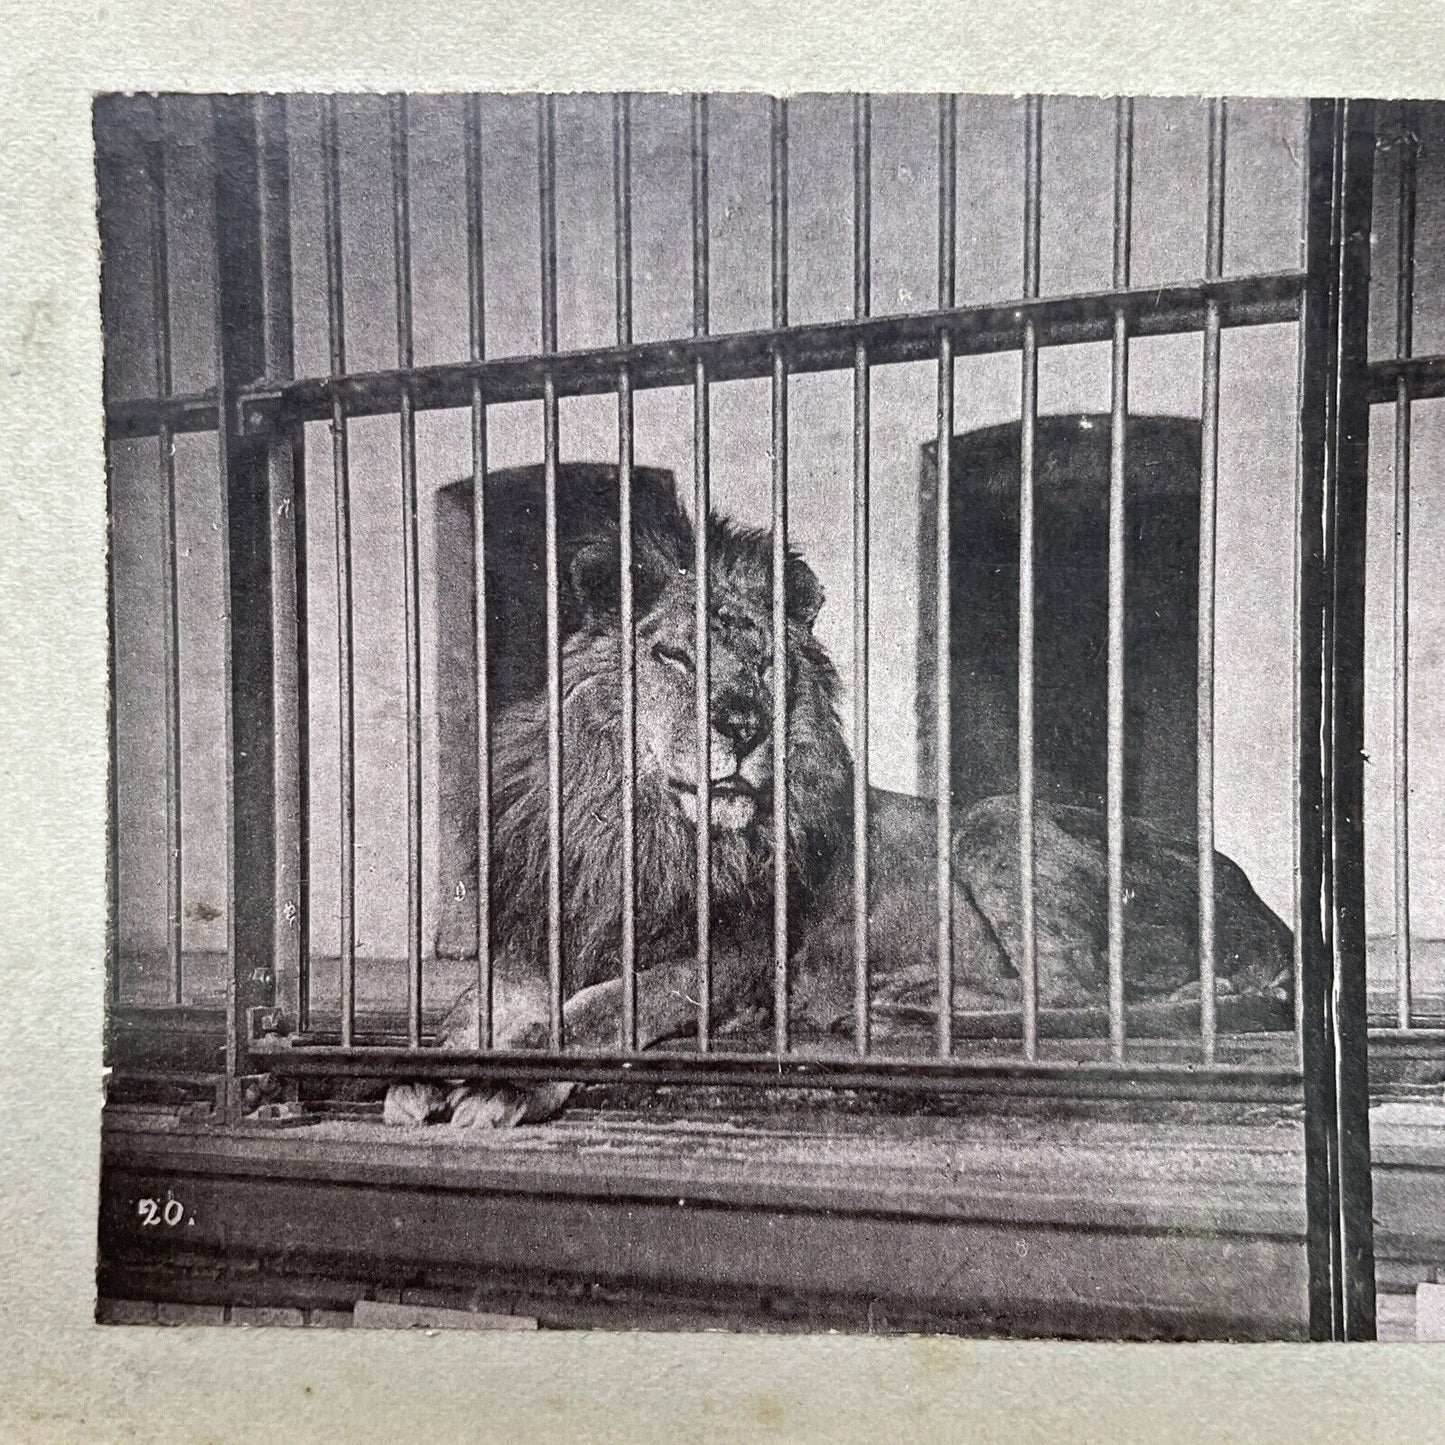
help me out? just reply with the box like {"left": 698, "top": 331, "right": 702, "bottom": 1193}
{"left": 211, "top": 94, "right": 297, "bottom": 1120}
{"left": 1298, "top": 95, "right": 1378, "bottom": 1342}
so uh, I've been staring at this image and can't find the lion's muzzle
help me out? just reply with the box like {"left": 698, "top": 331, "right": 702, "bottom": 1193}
{"left": 671, "top": 774, "right": 762, "bottom": 830}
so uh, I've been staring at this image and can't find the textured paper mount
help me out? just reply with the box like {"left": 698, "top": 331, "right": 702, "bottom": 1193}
{"left": 5, "top": 0, "right": 1445, "bottom": 1440}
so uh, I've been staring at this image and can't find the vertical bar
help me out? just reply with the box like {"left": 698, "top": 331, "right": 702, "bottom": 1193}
{"left": 1298, "top": 99, "right": 1333, "bottom": 1334}
{"left": 142, "top": 97, "right": 184, "bottom": 1007}
{"left": 853, "top": 95, "right": 873, "bottom": 1058}
{"left": 256, "top": 96, "right": 309, "bottom": 1034}
{"left": 692, "top": 93, "right": 713, "bottom": 1051}
{"left": 539, "top": 95, "right": 564, "bottom": 1050}
{"left": 770, "top": 96, "right": 790, "bottom": 1054}
{"left": 320, "top": 95, "right": 356, "bottom": 1048}
{"left": 615, "top": 94, "right": 638, "bottom": 1052}
{"left": 106, "top": 431, "right": 121, "bottom": 1011}
{"left": 935, "top": 94, "right": 956, "bottom": 1059}
{"left": 1299, "top": 97, "right": 1377, "bottom": 1342}
{"left": 1392, "top": 102, "right": 1417, "bottom": 1029}
{"left": 1198, "top": 99, "right": 1226, "bottom": 1064}
{"left": 391, "top": 96, "right": 423, "bottom": 1050}
{"left": 98, "top": 110, "right": 124, "bottom": 1017}
{"left": 212, "top": 96, "right": 284, "bottom": 1111}
{"left": 1106, "top": 97, "right": 1133, "bottom": 1062}
{"left": 1330, "top": 99, "right": 1380, "bottom": 1338}
{"left": 464, "top": 95, "right": 493, "bottom": 1049}
{"left": 1292, "top": 103, "right": 1310, "bottom": 1068}
{"left": 1018, "top": 95, "right": 1042, "bottom": 1061}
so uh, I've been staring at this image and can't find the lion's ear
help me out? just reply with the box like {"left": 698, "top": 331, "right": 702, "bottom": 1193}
{"left": 786, "top": 554, "right": 825, "bottom": 631}
{"left": 567, "top": 534, "right": 623, "bottom": 623}
{"left": 567, "top": 526, "right": 678, "bottom": 624}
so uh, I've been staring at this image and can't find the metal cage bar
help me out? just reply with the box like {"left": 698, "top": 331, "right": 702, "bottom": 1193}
{"left": 1298, "top": 96, "right": 1377, "bottom": 1343}
{"left": 106, "top": 425, "right": 121, "bottom": 1012}
{"left": 464, "top": 94, "right": 493, "bottom": 1049}
{"left": 320, "top": 95, "right": 357, "bottom": 1048}
{"left": 233, "top": 273, "right": 1302, "bottom": 436}
{"left": 1197, "top": 98, "right": 1227, "bottom": 1064}
{"left": 1369, "top": 352, "right": 1445, "bottom": 403}
{"left": 853, "top": 94, "right": 873, "bottom": 1057}
{"left": 692, "top": 93, "right": 714, "bottom": 1051}
{"left": 107, "top": 391, "right": 218, "bottom": 440}
{"left": 1392, "top": 102, "right": 1418, "bottom": 1029}
{"left": 391, "top": 95, "right": 424, "bottom": 1051}
{"left": 212, "top": 94, "right": 290, "bottom": 1111}
{"left": 539, "top": 95, "right": 565, "bottom": 1050}
{"left": 106, "top": 274, "right": 1305, "bottom": 447}
{"left": 254, "top": 96, "right": 309, "bottom": 1035}
{"left": 142, "top": 97, "right": 185, "bottom": 1007}
{"left": 615, "top": 94, "right": 639, "bottom": 1052}
{"left": 1292, "top": 104, "right": 1310, "bottom": 1067}
{"left": 249, "top": 1035, "right": 1302, "bottom": 1102}
{"left": 97, "top": 106, "right": 127, "bottom": 1018}
{"left": 1106, "top": 96, "right": 1134, "bottom": 1062}
{"left": 935, "top": 94, "right": 957, "bottom": 1059}
{"left": 1018, "top": 95, "right": 1042, "bottom": 1060}
{"left": 770, "top": 97, "right": 791, "bottom": 1054}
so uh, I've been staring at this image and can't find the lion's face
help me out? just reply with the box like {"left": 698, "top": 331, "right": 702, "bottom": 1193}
{"left": 635, "top": 575, "right": 779, "bottom": 834}
{"left": 563, "top": 515, "right": 851, "bottom": 873}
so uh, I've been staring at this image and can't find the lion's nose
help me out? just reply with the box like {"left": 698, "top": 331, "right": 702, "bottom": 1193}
{"left": 711, "top": 689, "right": 769, "bottom": 757}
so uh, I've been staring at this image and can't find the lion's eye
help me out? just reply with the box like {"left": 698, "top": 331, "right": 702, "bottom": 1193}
{"left": 651, "top": 642, "right": 693, "bottom": 675}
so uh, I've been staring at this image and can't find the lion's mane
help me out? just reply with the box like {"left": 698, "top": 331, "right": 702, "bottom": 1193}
{"left": 484, "top": 515, "right": 854, "bottom": 997}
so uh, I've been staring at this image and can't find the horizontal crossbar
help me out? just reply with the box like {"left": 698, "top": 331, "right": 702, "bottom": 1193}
{"left": 1368, "top": 353, "right": 1445, "bottom": 404}
{"left": 103, "top": 273, "right": 1303, "bottom": 442}
{"left": 247, "top": 1037, "right": 1303, "bottom": 1103}
{"left": 106, "top": 391, "right": 219, "bottom": 441}
{"left": 241, "top": 273, "right": 1301, "bottom": 434}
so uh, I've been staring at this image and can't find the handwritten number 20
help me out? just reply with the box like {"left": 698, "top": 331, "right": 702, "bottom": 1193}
{"left": 137, "top": 1196, "right": 188, "bottom": 1227}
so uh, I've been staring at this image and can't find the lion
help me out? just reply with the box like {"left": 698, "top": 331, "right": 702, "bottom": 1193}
{"left": 387, "top": 487, "right": 1292, "bottom": 1128}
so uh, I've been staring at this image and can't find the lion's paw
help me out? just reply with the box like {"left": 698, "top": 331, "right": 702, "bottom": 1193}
{"left": 383, "top": 1081, "right": 448, "bottom": 1127}
{"left": 443, "top": 1082, "right": 576, "bottom": 1128}
{"left": 517, "top": 1081, "right": 576, "bottom": 1123}
{"left": 446, "top": 1085, "right": 529, "bottom": 1129}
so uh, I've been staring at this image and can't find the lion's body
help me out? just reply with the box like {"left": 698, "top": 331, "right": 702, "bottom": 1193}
{"left": 386, "top": 490, "right": 1291, "bottom": 1128}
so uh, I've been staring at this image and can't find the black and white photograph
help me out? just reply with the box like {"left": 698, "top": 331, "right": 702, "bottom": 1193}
{"left": 93, "top": 90, "right": 1445, "bottom": 1342}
